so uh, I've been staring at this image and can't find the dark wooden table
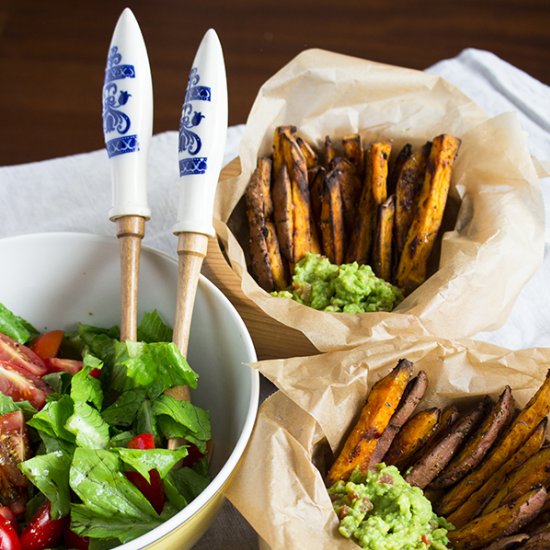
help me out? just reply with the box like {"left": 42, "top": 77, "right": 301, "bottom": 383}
{"left": 0, "top": 0, "right": 549, "bottom": 166}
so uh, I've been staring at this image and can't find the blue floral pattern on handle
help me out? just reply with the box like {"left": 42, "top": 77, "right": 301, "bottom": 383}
{"left": 179, "top": 67, "right": 211, "bottom": 175}
{"left": 103, "top": 46, "right": 138, "bottom": 157}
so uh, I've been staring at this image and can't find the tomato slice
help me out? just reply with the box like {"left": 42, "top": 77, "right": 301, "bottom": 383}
{"left": 0, "top": 506, "right": 19, "bottom": 533}
{"left": 29, "top": 331, "right": 64, "bottom": 361}
{"left": 44, "top": 358, "right": 83, "bottom": 375}
{"left": 0, "top": 334, "right": 46, "bottom": 377}
{"left": 0, "top": 514, "right": 21, "bottom": 550}
{"left": 0, "top": 412, "right": 30, "bottom": 510}
{"left": 0, "top": 361, "right": 50, "bottom": 410}
{"left": 19, "top": 501, "right": 68, "bottom": 550}
{"left": 0, "top": 412, "right": 30, "bottom": 464}
{"left": 125, "top": 434, "right": 164, "bottom": 514}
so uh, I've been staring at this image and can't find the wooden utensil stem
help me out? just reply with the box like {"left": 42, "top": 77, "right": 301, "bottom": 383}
{"left": 166, "top": 231, "right": 209, "bottom": 405}
{"left": 166, "top": 231, "right": 208, "bottom": 451}
{"left": 116, "top": 215, "right": 146, "bottom": 342}
{"left": 172, "top": 231, "right": 209, "bottom": 356}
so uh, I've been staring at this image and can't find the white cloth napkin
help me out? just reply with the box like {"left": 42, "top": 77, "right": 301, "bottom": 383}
{"left": 0, "top": 48, "right": 548, "bottom": 350}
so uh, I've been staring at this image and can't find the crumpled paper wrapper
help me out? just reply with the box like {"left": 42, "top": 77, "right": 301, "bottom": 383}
{"left": 226, "top": 336, "right": 550, "bottom": 549}
{"left": 214, "top": 49, "right": 544, "bottom": 350}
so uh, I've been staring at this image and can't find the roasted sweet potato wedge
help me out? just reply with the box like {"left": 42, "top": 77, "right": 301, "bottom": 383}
{"left": 264, "top": 221, "right": 288, "bottom": 290}
{"left": 272, "top": 163, "right": 294, "bottom": 263}
{"left": 406, "top": 398, "right": 488, "bottom": 489}
{"left": 253, "top": 156, "right": 274, "bottom": 219}
{"left": 346, "top": 142, "right": 391, "bottom": 264}
{"left": 387, "top": 143, "right": 412, "bottom": 196}
{"left": 372, "top": 195, "right": 395, "bottom": 282}
{"left": 296, "top": 136, "right": 318, "bottom": 170}
{"left": 323, "top": 135, "right": 337, "bottom": 167}
{"left": 281, "top": 132, "right": 314, "bottom": 263}
{"left": 432, "top": 386, "right": 515, "bottom": 489}
{"left": 448, "top": 487, "right": 547, "bottom": 550}
{"left": 342, "top": 133, "right": 364, "bottom": 179}
{"left": 395, "top": 134, "right": 460, "bottom": 294}
{"left": 483, "top": 534, "right": 530, "bottom": 550}
{"left": 308, "top": 166, "right": 325, "bottom": 228}
{"left": 326, "top": 359, "right": 413, "bottom": 485}
{"left": 245, "top": 160, "right": 279, "bottom": 291}
{"left": 331, "top": 158, "right": 361, "bottom": 235}
{"left": 439, "top": 370, "right": 550, "bottom": 517}
{"left": 384, "top": 406, "right": 440, "bottom": 470}
{"left": 393, "top": 142, "right": 431, "bottom": 257}
{"left": 446, "top": 418, "right": 547, "bottom": 529}
{"left": 320, "top": 169, "right": 346, "bottom": 265}
{"left": 368, "top": 371, "right": 428, "bottom": 468}
{"left": 521, "top": 530, "right": 550, "bottom": 549}
{"left": 272, "top": 125, "right": 296, "bottom": 175}
{"left": 483, "top": 446, "right": 550, "bottom": 514}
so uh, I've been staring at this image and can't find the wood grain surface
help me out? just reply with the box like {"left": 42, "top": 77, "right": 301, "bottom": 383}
{"left": 1, "top": 0, "right": 549, "bottom": 166}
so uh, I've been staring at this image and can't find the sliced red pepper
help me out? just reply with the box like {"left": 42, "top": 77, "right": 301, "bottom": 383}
{"left": 125, "top": 470, "right": 165, "bottom": 514}
{"left": 125, "top": 434, "right": 164, "bottom": 514}
{"left": 19, "top": 501, "right": 68, "bottom": 550}
{"left": 0, "top": 514, "right": 21, "bottom": 550}
{"left": 29, "top": 331, "right": 64, "bottom": 361}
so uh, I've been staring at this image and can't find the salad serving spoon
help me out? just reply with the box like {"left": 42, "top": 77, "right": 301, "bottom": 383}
{"left": 102, "top": 8, "right": 153, "bottom": 342}
{"left": 169, "top": 28, "right": 228, "bottom": 396}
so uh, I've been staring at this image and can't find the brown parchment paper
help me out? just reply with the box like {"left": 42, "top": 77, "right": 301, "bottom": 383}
{"left": 214, "top": 49, "right": 544, "bottom": 350}
{"left": 225, "top": 337, "right": 550, "bottom": 549}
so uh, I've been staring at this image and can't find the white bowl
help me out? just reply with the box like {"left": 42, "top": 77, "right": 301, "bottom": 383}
{"left": 0, "top": 232, "right": 259, "bottom": 549}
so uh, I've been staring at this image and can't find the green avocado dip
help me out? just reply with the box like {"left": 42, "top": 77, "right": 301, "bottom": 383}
{"left": 328, "top": 464, "right": 452, "bottom": 550}
{"left": 272, "top": 253, "right": 403, "bottom": 312}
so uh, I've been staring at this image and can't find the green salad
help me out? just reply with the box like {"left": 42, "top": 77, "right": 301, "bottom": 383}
{"left": 0, "top": 303, "right": 211, "bottom": 549}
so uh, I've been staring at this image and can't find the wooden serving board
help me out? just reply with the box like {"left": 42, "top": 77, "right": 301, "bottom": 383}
{"left": 202, "top": 159, "right": 318, "bottom": 361}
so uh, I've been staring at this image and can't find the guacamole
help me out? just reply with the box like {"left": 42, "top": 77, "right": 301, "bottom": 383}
{"left": 273, "top": 253, "right": 403, "bottom": 312}
{"left": 328, "top": 464, "right": 452, "bottom": 550}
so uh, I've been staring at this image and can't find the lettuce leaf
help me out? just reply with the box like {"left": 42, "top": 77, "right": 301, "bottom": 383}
{"left": 0, "top": 393, "right": 36, "bottom": 419}
{"left": 19, "top": 450, "right": 71, "bottom": 518}
{"left": 115, "top": 341, "right": 198, "bottom": 398}
{"left": 137, "top": 310, "right": 172, "bottom": 343}
{"left": 152, "top": 394, "right": 210, "bottom": 451}
{"left": 69, "top": 449, "right": 162, "bottom": 542}
{"left": 66, "top": 402, "right": 110, "bottom": 449}
{"left": 27, "top": 394, "right": 75, "bottom": 444}
{"left": 77, "top": 325, "right": 119, "bottom": 367}
{"left": 101, "top": 388, "right": 147, "bottom": 427}
{"left": 70, "top": 504, "right": 159, "bottom": 543}
{"left": 42, "top": 371, "right": 72, "bottom": 395}
{"left": 134, "top": 399, "right": 158, "bottom": 441}
{"left": 0, "top": 303, "right": 38, "bottom": 343}
{"left": 114, "top": 447, "right": 188, "bottom": 481}
{"left": 164, "top": 467, "right": 210, "bottom": 509}
{"left": 71, "top": 357, "right": 103, "bottom": 410}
